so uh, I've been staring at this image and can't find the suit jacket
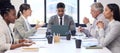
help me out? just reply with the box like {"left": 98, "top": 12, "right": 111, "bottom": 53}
{"left": 0, "top": 17, "right": 14, "bottom": 53}
{"left": 14, "top": 16, "right": 37, "bottom": 39}
{"left": 98, "top": 20, "right": 120, "bottom": 53}
{"left": 83, "top": 14, "right": 109, "bottom": 38}
{"left": 47, "top": 15, "right": 76, "bottom": 31}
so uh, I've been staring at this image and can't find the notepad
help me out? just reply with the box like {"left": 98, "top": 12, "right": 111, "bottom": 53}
{"left": 86, "top": 46, "right": 103, "bottom": 49}
{"left": 22, "top": 47, "right": 39, "bottom": 52}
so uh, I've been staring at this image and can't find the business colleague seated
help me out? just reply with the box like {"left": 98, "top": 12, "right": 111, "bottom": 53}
{"left": 14, "top": 4, "right": 44, "bottom": 39}
{"left": 78, "top": 2, "right": 109, "bottom": 38}
{"left": 97, "top": 3, "right": 120, "bottom": 53}
{"left": 0, "top": 4, "right": 34, "bottom": 53}
{"left": 47, "top": 2, "right": 76, "bottom": 35}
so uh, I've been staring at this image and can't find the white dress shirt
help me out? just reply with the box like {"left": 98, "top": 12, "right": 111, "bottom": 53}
{"left": 8, "top": 26, "right": 15, "bottom": 44}
{"left": 57, "top": 15, "right": 65, "bottom": 25}
{"left": 21, "top": 15, "right": 30, "bottom": 31}
{"left": 0, "top": 15, "right": 2, "bottom": 19}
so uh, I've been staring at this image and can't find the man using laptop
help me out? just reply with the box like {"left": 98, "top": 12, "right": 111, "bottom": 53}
{"left": 47, "top": 2, "right": 76, "bottom": 35}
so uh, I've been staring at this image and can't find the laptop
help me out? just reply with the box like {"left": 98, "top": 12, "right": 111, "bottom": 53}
{"left": 51, "top": 25, "right": 69, "bottom": 36}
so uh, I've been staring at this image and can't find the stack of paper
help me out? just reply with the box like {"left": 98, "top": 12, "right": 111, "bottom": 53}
{"left": 22, "top": 47, "right": 39, "bottom": 52}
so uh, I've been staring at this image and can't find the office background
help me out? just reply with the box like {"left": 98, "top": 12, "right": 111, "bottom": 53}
{"left": 1, "top": 0, "right": 120, "bottom": 27}
{"left": 12, "top": 0, "right": 95, "bottom": 27}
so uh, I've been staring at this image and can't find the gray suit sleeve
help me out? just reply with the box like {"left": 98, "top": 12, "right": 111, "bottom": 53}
{"left": 98, "top": 24, "right": 120, "bottom": 47}
{"left": 14, "top": 20, "right": 37, "bottom": 39}
{"left": 69, "top": 17, "right": 76, "bottom": 31}
{"left": 47, "top": 16, "right": 54, "bottom": 31}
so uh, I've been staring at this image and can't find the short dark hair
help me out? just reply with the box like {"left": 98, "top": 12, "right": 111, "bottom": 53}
{"left": 57, "top": 2, "right": 65, "bottom": 8}
{"left": 107, "top": 3, "right": 120, "bottom": 21}
{"left": 0, "top": 4, "right": 15, "bottom": 18}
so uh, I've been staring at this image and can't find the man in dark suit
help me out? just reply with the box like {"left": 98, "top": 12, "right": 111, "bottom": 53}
{"left": 47, "top": 2, "right": 76, "bottom": 35}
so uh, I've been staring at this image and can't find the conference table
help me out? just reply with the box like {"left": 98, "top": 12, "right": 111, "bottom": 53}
{"left": 5, "top": 36, "right": 112, "bottom": 53}
{"left": 5, "top": 28, "right": 112, "bottom": 53}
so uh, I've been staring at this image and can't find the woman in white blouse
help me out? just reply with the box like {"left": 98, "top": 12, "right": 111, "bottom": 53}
{"left": 97, "top": 3, "right": 120, "bottom": 53}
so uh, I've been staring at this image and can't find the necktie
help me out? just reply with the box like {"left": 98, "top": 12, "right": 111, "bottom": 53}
{"left": 60, "top": 17, "right": 62, "bottom": 25}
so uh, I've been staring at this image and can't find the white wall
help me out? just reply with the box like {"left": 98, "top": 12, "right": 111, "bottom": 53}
{"left": 98, "top": 0, "right": 120, "bottom": 7}
{"left": 11, "top": 0, "right": 24, "bottom": 12}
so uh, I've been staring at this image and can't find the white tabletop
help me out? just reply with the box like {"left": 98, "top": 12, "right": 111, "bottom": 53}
{"left": 5, "top": 37, "right": 112, "bottom": 53}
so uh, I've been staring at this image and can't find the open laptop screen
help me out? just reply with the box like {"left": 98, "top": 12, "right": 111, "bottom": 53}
{"left": 51, "top": 25, "right": 69, "bottom": 36}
